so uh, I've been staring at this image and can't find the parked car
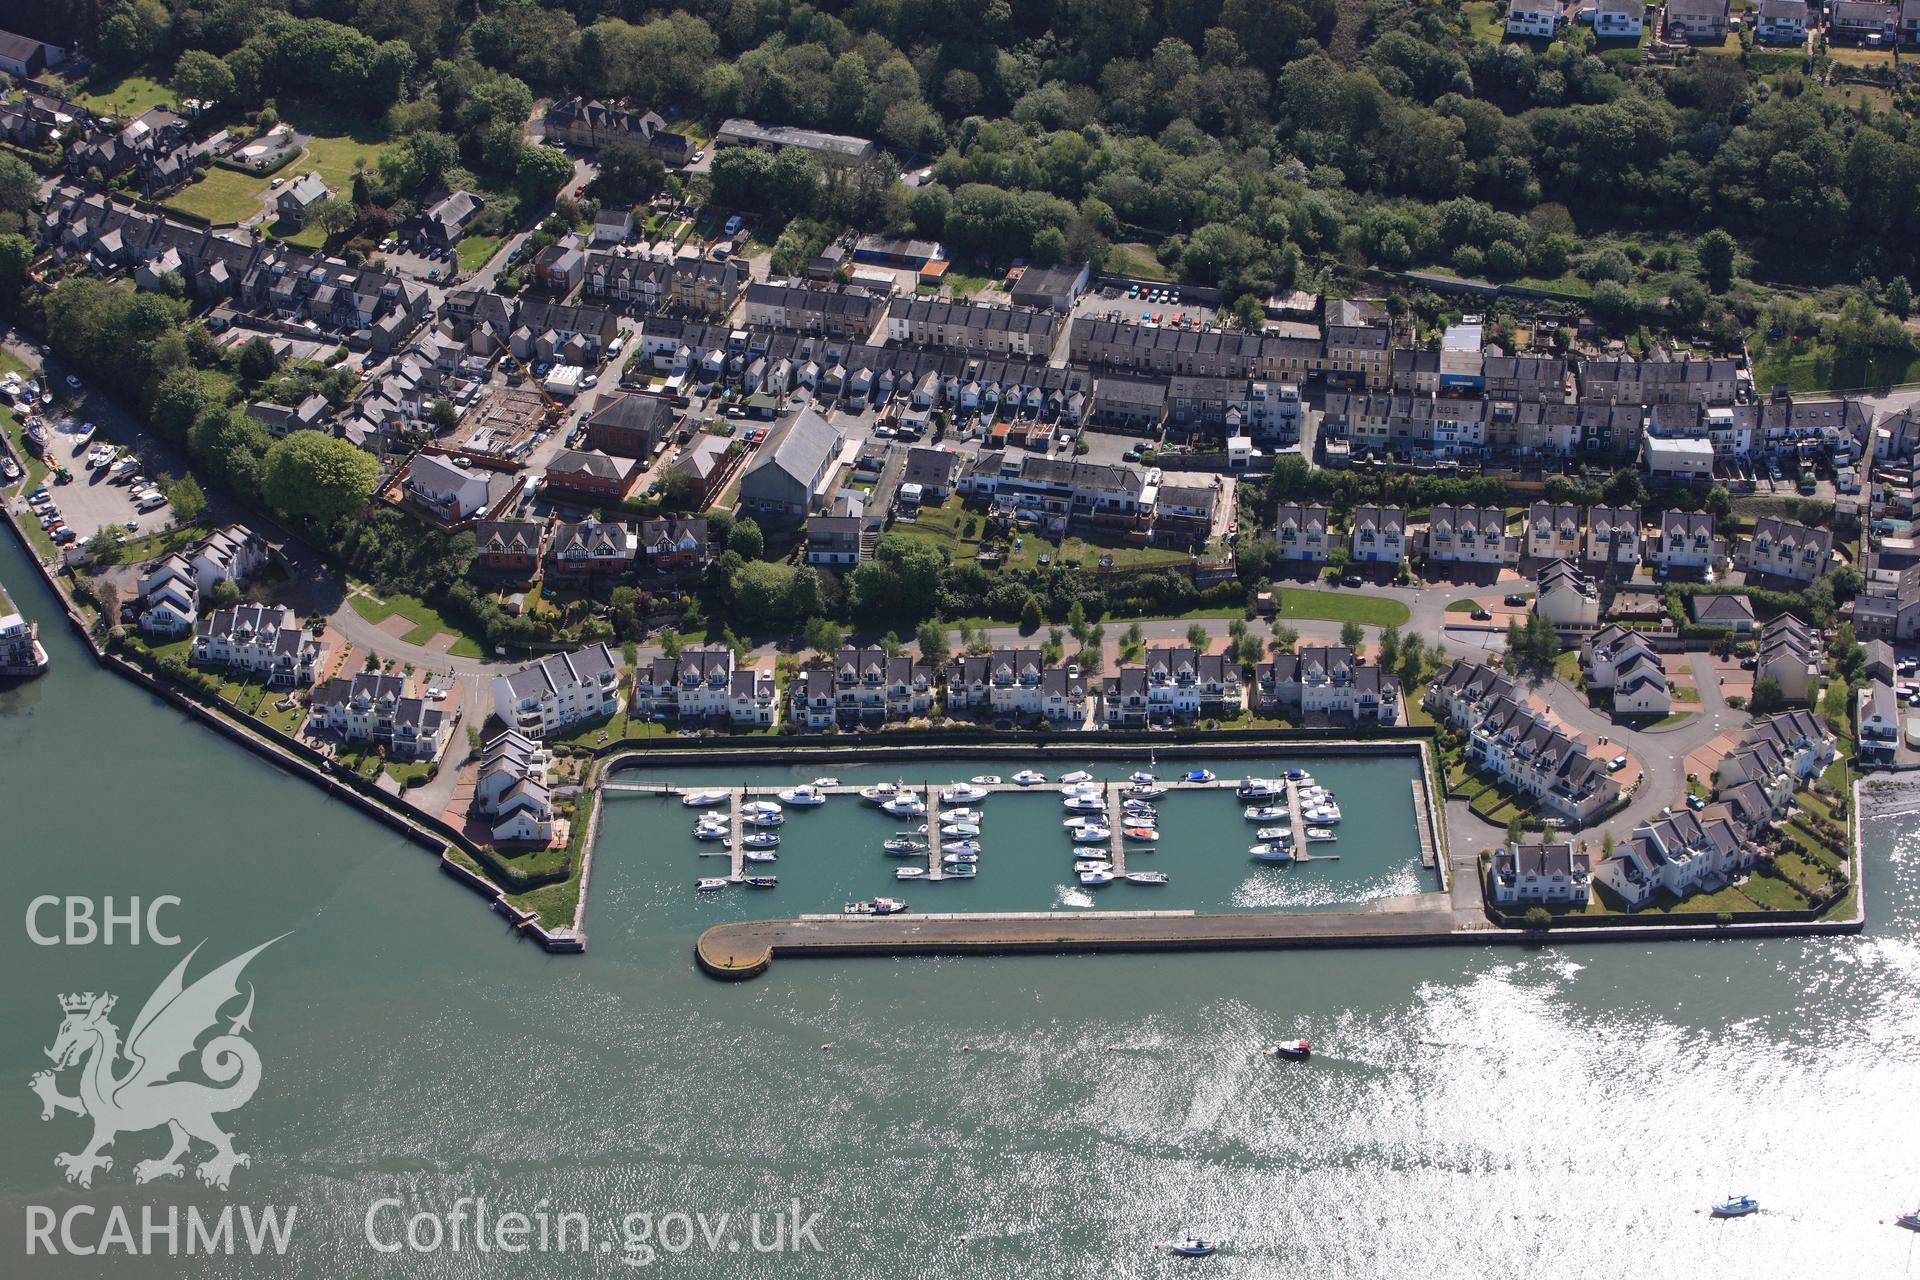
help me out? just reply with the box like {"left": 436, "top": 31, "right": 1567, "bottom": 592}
{"left": 1469, "top": 607, "right": 1492, "bottom": 621}
{"left": 1608, "top": 754, "right": 1629, "bottom": 772}
{"left": 1503, "top": 593, "right": 1527, "bottom": 606}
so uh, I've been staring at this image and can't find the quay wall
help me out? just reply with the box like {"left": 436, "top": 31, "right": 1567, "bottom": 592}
{"left": 0, "top": 501, "right": 585, "bottom": 953}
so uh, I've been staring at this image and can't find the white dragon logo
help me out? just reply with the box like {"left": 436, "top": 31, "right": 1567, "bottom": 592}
{"left": 29, "top": 937, "right": 281, "bottom": 1190}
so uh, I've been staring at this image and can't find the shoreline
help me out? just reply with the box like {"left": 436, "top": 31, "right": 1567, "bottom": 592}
{"left": 1, "top": 502, "right": 1870, "bottom": 969}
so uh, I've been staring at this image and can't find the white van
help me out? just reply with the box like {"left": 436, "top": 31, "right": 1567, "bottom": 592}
{"left": 135, "top": 490, "right": 168, "bottom": 513}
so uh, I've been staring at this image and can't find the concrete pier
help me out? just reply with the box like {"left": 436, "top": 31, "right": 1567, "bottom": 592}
{"left": 925, "top": 785, "right": 944, "bottom": 881}
{"left": 697, "top": 893, "right": 1461, "bottom": 978}
{"left": 1411, "top": 778, "right": 1436, "bottom": 870}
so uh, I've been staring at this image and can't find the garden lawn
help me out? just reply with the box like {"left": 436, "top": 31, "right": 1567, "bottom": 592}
{"left": 457, "top": 234, "right": 506, "bottom": 273}
{"left": 56, "top": 70, "right": 174, "bottom": 118}
{"left": 166, "top": 166, "right": 275, "bottom": 225}
{"left": 1750, "top": 344, "right": 1920, "bottom": 395}
{"left": 1106, "top": 243, "right": 1171, "bottom": 282}
{"left": 1273, "top": 588, "right": 1410, "bottom": 627}
{"left": 346, "top": 586, "right": 486, "bottom": 657}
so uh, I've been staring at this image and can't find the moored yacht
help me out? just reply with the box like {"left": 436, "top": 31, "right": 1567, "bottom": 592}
{"left": 1304, "top": 827, "right": 1336, "bottom": 842}
{"left": 942, "top": 863, "right": 978, "bottom": 878}
{"left": 777, "top": 785, "right": 827, "bottom": 806}
{"left": 1012, "top": 770, "right": 1047, "bottom": 786}
{"left": 1236, "top": 777, "right": 1281, "bottom": 800}
{"left": 1164, "top": 1238, "right": 1219, "bottom": 1257}
{"left": 1063, "top": 795, "right": 1106, "bottom": 814}
{"left": 1060, "top": 770, "right": 1094, "bottom": 784}
{"left": 894, "top": 867, "right": 927, "bottom": 880}
{"left": 1123, "top": 826, "right": 1159, "bottom": 842}
{"left": 743, "top": 850, "right": 778, "bottom": 863}
{"left": 1128, "top": 770, "right": 1157, "bottom": 784}
{"left": 682, "top": 790, "right": 729, "bottom": 808}
{"left": 695, "top": 877, "right": 729, "bottom": 892}
{"left": 1255, "top": 826, "right": 1291, "bottom": 842}
{"left": 1123, "top": 871, "right": 1168, "bottom": 885}
{"left": 1077, "top": 869, "right": 1114, "bottom": 885}
{"left": 859, "top": 782, "right": 903, "bottom": 804}
{"left": 969, "top": 774, "right": 1002, "bottom": 785}
{"left": 1250, "top": 843, "right": 1294, "bottom": 863}
{"left": 940, "top": 782, "right": 989, "bottom": 804}
{"left": 1244, "top": 805, "right": 1287, "bottom": 822}
{"left": 882, "top": 838, "right": 927, "bottom": 856}
{"left": 939, "top": 821, "right": 981, "bottom": 838}
{"left": 882, "top": 795, "right": 927, "bottom": 818}
{"left": 1183, "top": 768, "right": 1216, "bottom": 783}
{"left": 1124, "top": 783, "right": 1168, "bottom": 800}
{"left": 1071, "top": 826, "right": 1111, "bottom": 843}
{"left": 844, "top": 897, "right": 907, "bottom": 914}
{"left": 741, "top": 832, "right": 780, "bottom": 848}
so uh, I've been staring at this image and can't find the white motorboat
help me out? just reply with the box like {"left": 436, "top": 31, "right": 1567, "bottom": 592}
{"left": 942, "top": 863, "right": 977, "bottom": 878}
{"left": 859, "top": 782, "right": 903, "bottom": 804}
{"left": 941, "top": 840, "right": 982, "bottom": 856}
{"left": 741, "top": 832, "right": 780, "bottom": 849}
{"left": 1064, "top": 815, "right": 1106, "bottom": 828}
{"left": 1121, "top": 799, "right": 1158, "bottom": 816}
{"left": 895, "top": 867, "right": 927, "bottom": 880}
{"left": 1125, "top": 783, "right": 1168, "bottom": 800}
{"left": 743, "top": 850, "right": 778, "bottom": 863}
{"left": 1060, "top": 770, "right": 1094, "bottom": 784}
{"left": 693, "top": 825, "right": 730, "bottom": 841}
{"left": 1073, "top": 859, "right": 1113, "bottom": 873}
{"left": 1284, "top": 768, "right": 1311, "bottom": 782}
{"left": 695, "top": 877, "right": 729, "bottom": 892}
{"left": 969, "top": 774, "right": 1002, "bottom": 785}
{"left": 1078, "top": 869, "right": 1114, "bottom": 885}
{"left": 1124, "top": 871, "right": 1169, "bottom": 885}
{"left": 682, "top": 790, "right": 729, "bottom": 808}
{"left": 1236, "top": 777, "right": 1281, "bottom": 800}
{"left": 844, "top": 896, "right": 907, "bottom": 915}
{"left": 1250, "top": 843, "right": 1294, "bottom": 863}
{"left": 1303, "top": 807, "right": 1342, "bottom": 825}
{"left": 942, "top": 852, "right": 979, "bottom": 865}
{"left": 1269, "top": 1039, "right": 1311, "bottom": 1060}
{"left": 1011, "top": 769, "right": 1046, "bottom": 786}
{"left": 1165, "top": 1238, "right": 1219, "bottom": 1257}
{"left": 882, "top": 838, "right": 927, "bottom": 856}
{"left": 1071, "top": 826, "right": 1111, "bottom": 843}
{"left": 882, "top": 796, "right": 927, "bottom": 818}
{"left": 940, "top": 821, "right": 981, "bottom": 838}
{"left": 742, "top": 877, "right": 777, "bottom": 889}
{"left": 1059, "top": 780, "right": 1102, "bottom": 797}
{"left": 742, "top": 799, "right": 782, "bottom": 816}
{"left": 1244, "top": 805, "right": 1288, "bottom": 822}
{"left": 745, "top": 812, "right": 784, "bottom": 828}
{"left": 811, "top": 776, "right": 840, "bottom": 787}
{"left": 1255, "top": 826, "right": 1292, "bottom": 842}
{"left": 941, "top": 782, "right": 989, "bottom": 804}
{"left": 1063, "top": 795, "right": 1106, "bottom": 814}
{"left": 1304, "top": 827, "right": 1336, "bottom": 842}
{"left": 942, "top": 807, "right": 983, "bottom": 824}
{"left": 777, "top": 785, "right": 827, "bottom": 806}
{"left": 1183, "top": 768, "right": 1216, "bottom": 783}
{"left": 1128, "top": 770, "right": 1157, "bottom": 784}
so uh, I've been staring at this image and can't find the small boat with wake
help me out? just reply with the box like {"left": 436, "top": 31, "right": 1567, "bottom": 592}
{"left": 695, "top": 877, "right": 729, "bottom": 892}
{"left": 1077, "top": 869, "right": 1114, "bottom": 885}
{"left": 1268, "top": 1039, "right": 1311, "bottom": 1060}
{"left": 1711, "top": 1195, "right": 1759, "bottom": 1218}
{"left": 1162, "top": 1238, "right": 1219, "bottom": 1257}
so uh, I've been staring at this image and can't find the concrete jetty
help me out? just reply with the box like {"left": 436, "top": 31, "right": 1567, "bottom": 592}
{"left": 924, "top": 784, "right": 944, "bottom": 881}
{"left": 697, "top": 893, "right": 1461, "bottom": 978}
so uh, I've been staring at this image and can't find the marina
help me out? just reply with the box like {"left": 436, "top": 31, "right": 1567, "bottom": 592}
{"left": 605, "top": 765, "right": 1390, "bottom": 904}
{"left": 1, "top": 522, "right": 1914, "bottom": 1277}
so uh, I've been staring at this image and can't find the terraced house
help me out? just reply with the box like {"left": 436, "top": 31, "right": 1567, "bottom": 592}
{"left": 885, "top": 298, "right": 1059, "bottom": 358}
{"left": 743, "top": 282, "right": 888, "bottom": 339}
{"left": 1586, "top": 505, "right": 1642, "bottom": 567}
{"left": 632, "top": 647, "right": 776, "bottom": 727}
{"left": 1271, "top": 503, "right": 1331, "bottom": 562}
{"left": 945, "top": 649, "right": 1078, "bottom": 721}
{"left": 1254, "top": 645, "right": 1400, "bottom": 724}
{"left": 1525, "top": 502, "right": 1584, "bottom": 561}
{"left": 637, "top": 516, "right": 708, "bottom": 573}
{"left": 544, "top": 516, "right": 636, "bottom": 579}
{"left": 1645, "top": 510, "right": 1723, "bottom": 574}
{"left": 491, "top": 644, "right": 622, "bottom": 739}
{"left": 1349, "top": 504, "right": 1406, "bottom": 564}
{"left": 1596, "top": 809, "right": 1758, "bottom": 909}
{"left": 788, "top": 647, "right": 936, "bottom": 729}
{"left": 192, "top": 605, "right": 326, "bottom": 688}
{"left": 1424, "top": 505, "right": 1518, "bottom": 566}
{"left": 308, "top": 672, "right": 450, "bottom": 764}
{"left": 1738, "top": 517, "right": 1834, "bottom": 584}
{"left": 1100, "top": 645, "right": 1243, "bottom": 725}
{"left": 1425, "top": 660, "right": 1621, "bottom": 825}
